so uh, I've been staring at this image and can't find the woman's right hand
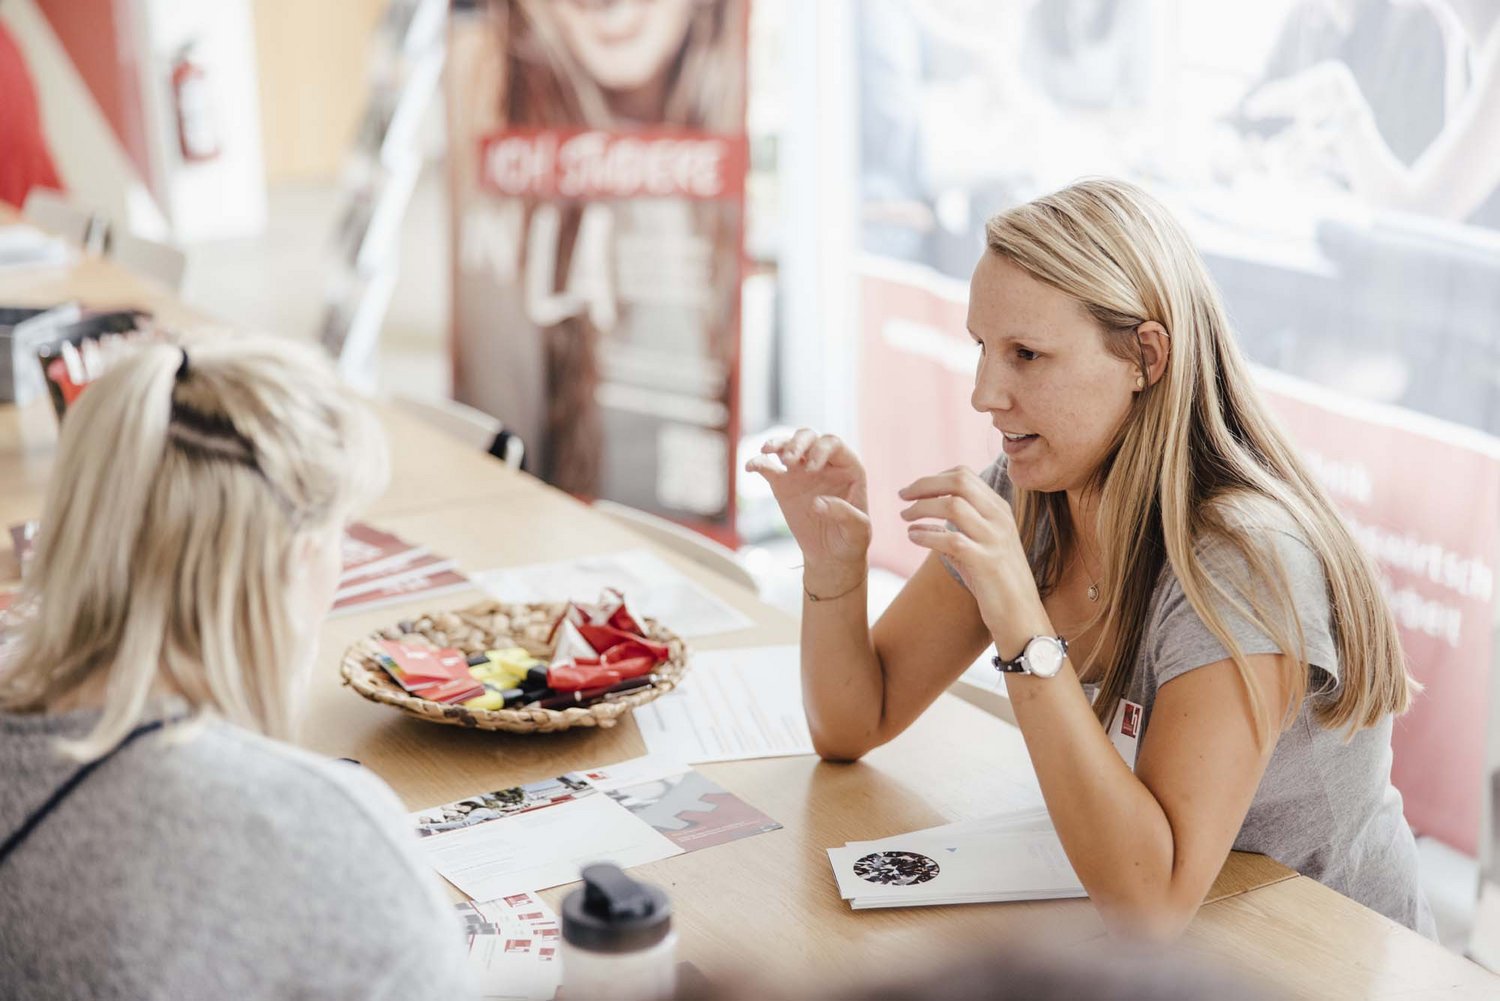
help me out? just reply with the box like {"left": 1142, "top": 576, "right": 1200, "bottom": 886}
{"left": 745, "top": 429, "right": 872, "bottom": 584}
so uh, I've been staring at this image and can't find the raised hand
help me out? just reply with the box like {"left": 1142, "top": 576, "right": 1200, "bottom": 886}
{"left": 899, "top": 466, "right": 1048, "bottom": 653}
{"left": 744, "top": 429, "right": 872, "bottom": 585}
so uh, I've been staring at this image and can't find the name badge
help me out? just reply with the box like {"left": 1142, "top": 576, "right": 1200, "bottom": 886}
{"left": 1106, "top": 699, "right": 1144, "bottom": 771}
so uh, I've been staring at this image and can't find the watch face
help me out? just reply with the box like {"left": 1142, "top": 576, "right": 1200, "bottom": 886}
{"left": 1025, "top": 637, "right": 1066, "bottom": 678}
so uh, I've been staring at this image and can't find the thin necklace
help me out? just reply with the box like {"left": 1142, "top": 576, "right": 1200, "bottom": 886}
{"left": 1076, "top": 544, "right": 1102, "bottom": 603}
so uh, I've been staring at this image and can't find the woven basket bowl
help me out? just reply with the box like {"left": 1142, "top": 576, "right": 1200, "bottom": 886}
{"left": 339, "top": 599, "right": 690, "bottom": 733}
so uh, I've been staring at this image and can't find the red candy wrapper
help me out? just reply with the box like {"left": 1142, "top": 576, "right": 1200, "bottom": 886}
{"left": 542, "top": 590, "right": 668, "bottom": 692}
{"left": 548, "top": 661, "right": 621, "bottom": 692}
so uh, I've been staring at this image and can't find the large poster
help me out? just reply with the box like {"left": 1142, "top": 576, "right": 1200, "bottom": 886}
{"left": 852, "top": 0, "right": 1500, "bottom": 852}
{"left": 448, "top": 0, "right": 749, "bottom": 544}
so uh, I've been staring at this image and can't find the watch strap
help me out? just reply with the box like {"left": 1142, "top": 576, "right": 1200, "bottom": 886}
{"left": 991, "top": 635, "right": 1068, "bottom": 674}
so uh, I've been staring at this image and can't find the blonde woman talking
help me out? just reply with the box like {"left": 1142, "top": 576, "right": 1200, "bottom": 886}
{"left": 748, "top": 179, "right": 1433, "bottom": 940}
{"left": 0, "top": 342, "right": 474, "bottom": 998}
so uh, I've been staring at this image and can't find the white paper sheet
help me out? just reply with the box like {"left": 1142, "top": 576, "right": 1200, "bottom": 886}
{"left": 578, "top": 754, "right": 694, "bottom": 793}
{"left": 633, "top": 645, "right": 816, "bottom": 763}
{"left": 473, "top": 549, "right": 754, "bottom": 639}
{"left": 827, "top": 826, "right": 1085, "bottom": 909}
{"left": 418, "top": 794, "right": 683, "bottom": 903}
{"left": 857, "top": 805, "right": 1053, "bottom": 847}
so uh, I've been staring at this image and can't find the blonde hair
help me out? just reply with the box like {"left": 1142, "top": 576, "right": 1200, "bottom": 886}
{"left": 0, "top": 338, "right": 388, "bottom": 760}
{"left": 985, "top": 178, "right": 1415, "bottom": 738}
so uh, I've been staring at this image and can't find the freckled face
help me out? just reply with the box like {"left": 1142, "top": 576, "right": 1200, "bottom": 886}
{"left": 967, "top": 253, "right": 1139, "bottom": 494}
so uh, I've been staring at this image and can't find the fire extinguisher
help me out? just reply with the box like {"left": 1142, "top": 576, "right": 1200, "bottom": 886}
{"left": 171, "top": 41, "right": 221, "bottom": 163}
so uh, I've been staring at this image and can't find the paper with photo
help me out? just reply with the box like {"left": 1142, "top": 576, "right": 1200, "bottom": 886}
{"left": 583, "top": 755, "right": 782, "bottom": 852}
{"left": 456, "top": 892, "right": 561, "bottom": 1000}
{"left": 413, "top": 774, "right": 594, "bottom": 837}
{"left": 474, "top": 549, "right": 754, "bottom": 638}
{"left": 828, "top": 826, "right": 1085, "bottom": 909}
{"left": 417, "top": 793, "right": 683, "bottom": 903}
{"left": 634, "top": 645, "right": 815, "bottom": 763}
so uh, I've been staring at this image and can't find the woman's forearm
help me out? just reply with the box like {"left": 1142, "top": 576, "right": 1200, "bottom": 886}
{"left": 995, "top": 615, "right": 1191, "bottom": 937}
{"left": 799, "top": 562, "right": 885, "bottom": 760}
{"left": 1007, "top": 669, "right": 1193, "bottom": 936}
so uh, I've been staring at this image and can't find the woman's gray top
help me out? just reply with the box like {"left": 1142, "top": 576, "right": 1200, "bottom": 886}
{"left": 0, "top": 699, "right": 474, "bottom": 999}
{"left": 944, "top": 456, "right": 1436, "bottom": 937}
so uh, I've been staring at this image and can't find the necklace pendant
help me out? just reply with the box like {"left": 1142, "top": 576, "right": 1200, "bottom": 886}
{"left": 1087, "top": 583, "right": 1100, "bottom": 603}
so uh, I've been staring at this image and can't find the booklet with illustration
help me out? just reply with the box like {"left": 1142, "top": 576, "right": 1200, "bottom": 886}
{"left": 413, "top": 757, "right": 780, "bottom": 903}
{"left": 827, "top": 809, "right": 1085, "bottom": 910}
{"left": 581, "top": 756, "right": 783, "bottom": 852}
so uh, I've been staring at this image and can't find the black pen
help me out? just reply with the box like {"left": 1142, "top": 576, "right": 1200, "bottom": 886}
{"left": 535, "top": 674, "right": 659, "bottom": 711}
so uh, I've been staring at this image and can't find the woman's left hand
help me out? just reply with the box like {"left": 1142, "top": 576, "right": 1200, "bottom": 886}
{"left": 899, "top": 467, "right": 1050, "bottom": 655}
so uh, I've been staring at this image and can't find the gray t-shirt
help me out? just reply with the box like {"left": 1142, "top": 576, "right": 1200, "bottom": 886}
{"left": 945, "top": 457, "right": 1436, "bottom": 937}
{"left": 0, "top": 700, "right": 475, "bottom": 999}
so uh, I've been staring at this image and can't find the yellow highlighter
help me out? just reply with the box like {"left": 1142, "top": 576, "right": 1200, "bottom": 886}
{"left": 479, "top": 647, "right": 544, "bottom": 688}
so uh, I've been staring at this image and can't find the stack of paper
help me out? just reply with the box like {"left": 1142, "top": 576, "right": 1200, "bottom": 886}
{"left": 455, "top": 891, "right": 562, "bottom": 1001}
{"left": 827, "top": 808, "right": 1085, "bottom": 909}
{"left": 330, "top": 522, "right": 470, "bottom": 615}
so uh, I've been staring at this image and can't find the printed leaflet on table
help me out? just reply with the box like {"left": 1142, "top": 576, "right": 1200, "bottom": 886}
{"left": 329, "top": 521, "right": 472, "bottom": 616}
{"left": 413, "top": 757, "right": 780, "bottom": 902}
{"left": 825, "top": 717, "right": 1075, "bottom": 910}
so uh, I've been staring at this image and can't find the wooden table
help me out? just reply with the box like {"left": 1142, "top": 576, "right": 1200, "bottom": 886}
{"left": 1, "top": 223, "right": 1495, "bottom": 1000}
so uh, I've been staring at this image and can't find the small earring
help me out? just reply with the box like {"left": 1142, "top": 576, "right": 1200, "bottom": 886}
{"left": 1134, "top": 374, "right": 1146, "bottom": 390}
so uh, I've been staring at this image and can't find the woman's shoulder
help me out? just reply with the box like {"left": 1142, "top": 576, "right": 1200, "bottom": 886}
{"left": 134, "top": 720, "right": 438, "bottom": 896}
{"left": 157, "top": 722, "right": 470, "bottom": 976}
{"left": 1190, "top": 490, "right": 1324, "bottom": 580}
{"left": 188, "top": 722, "right": 424, "bottom": 855}
{"left": 1149, "top": 490, "right": 1335, "bottom": 634}
{"left": 1146, "top": 492, "right": 1341, "bottom": 682}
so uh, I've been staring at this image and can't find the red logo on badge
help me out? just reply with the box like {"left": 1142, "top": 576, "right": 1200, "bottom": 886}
{"left": 1121, "top": 703, "right": 1141, "bottom": 738}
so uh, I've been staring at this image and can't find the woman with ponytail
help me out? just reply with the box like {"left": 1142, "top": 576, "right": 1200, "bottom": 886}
{"left": 0, "top": 340, "right": 474, "bottom": 998}
{"left": 749, "top": 178, "right": 1432, "bottom": 940}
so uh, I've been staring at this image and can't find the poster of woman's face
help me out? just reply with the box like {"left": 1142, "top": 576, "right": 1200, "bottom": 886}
{"left": 550, "top": 0, "right": 700, "bottom": 93}
{"left": 448, "top": 0, "right": 748, "bottom": 538}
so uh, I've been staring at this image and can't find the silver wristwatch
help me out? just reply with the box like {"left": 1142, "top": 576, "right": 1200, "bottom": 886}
{"left": 991, "top": 635, "right": 1068, "bottom": 678}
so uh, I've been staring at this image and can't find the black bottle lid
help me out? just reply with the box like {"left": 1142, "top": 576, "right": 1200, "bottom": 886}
{"left": 562, "top": 863, "right": 672, "bottom": 954}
